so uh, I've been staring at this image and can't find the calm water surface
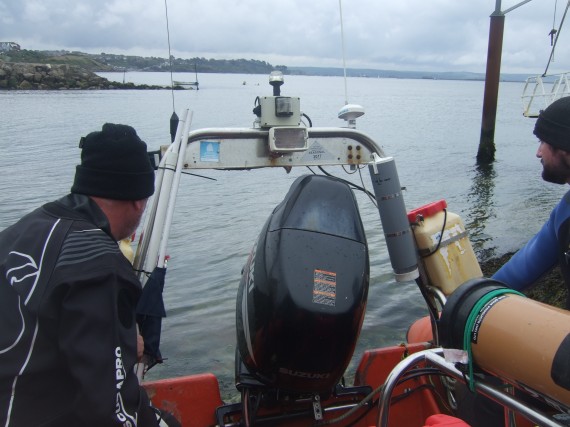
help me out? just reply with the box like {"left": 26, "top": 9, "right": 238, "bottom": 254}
{"left": 1, "top": 73, "right": 565, "bottom": 399}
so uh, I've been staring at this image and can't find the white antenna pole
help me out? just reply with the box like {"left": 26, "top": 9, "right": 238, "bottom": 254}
{"left": 339, "top": 0, "right": 348, "bottom": 105}
{"left": 337, "top": 0, "right": 364, "bottom": 127}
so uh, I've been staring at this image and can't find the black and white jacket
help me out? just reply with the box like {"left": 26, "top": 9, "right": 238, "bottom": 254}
{"left": 0, "top": 194, "right": 157, "bottom": 427}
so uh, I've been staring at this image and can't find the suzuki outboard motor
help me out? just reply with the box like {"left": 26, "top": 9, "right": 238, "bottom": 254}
{"left": 236, "top": 174, "right": 369, "bottom": 395}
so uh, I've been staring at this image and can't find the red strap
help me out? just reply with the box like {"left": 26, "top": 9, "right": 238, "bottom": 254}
{"left": 424, "top": 414, "right": 471, "bottom": 427}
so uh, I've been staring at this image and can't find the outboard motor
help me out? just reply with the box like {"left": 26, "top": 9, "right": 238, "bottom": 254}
{"left": 236, "top": 174, "right": 369, "bottom": 396}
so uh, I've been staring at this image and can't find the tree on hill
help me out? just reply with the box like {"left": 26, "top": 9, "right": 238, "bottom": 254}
{"left": 0, "top": 49, "right": 288, "bottom": 74}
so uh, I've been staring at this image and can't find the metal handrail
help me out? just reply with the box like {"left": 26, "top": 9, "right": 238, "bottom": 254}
{"left": 376, "top": 348, "right": 566, "bottom": 427}
{"left": 522, "top": 72, "right": 570, "bottom": 117}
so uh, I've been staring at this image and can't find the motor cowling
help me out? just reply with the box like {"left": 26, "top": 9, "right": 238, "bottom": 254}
{"left": 236, "top": 174, "right": 369, "bottom": 395}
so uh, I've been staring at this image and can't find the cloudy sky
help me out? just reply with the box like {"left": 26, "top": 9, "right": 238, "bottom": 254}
{"left": 1, "top": 0, "right": 569, "bottom": 75}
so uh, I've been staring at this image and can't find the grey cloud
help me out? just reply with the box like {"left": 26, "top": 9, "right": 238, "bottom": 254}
{"left": 1, "top": 0, "right": 569, "bottom": 74}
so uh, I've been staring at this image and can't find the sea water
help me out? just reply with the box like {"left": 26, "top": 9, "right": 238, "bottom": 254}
{"left": 0, "top": 72, "right": 565, "bottom": 399}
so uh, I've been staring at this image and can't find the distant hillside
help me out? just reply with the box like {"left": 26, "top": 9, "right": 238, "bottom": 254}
{"left": 0, "top": 49, "right": 115, "bottom": 71}
{"left": 0, "top": 49, "right": 533, "bottom": 82}
{"left": 93, "top": 53, "right": 288, "bottom": 75}
{"left": 0, "top": 49, "right": 288, "bottom": 75}
{"left": 287, "top": 66, "right": 531, "bottom": 83}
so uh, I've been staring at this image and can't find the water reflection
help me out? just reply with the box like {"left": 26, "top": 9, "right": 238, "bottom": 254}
{"left": 465, "top": 163, "right": 497, "bottom": 261}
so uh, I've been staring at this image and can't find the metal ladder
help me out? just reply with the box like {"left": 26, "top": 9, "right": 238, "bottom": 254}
{"left": 521, "top": 72, "right": 570, "bottom": 117}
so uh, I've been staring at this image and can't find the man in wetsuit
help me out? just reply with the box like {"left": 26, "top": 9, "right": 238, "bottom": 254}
{"left": 455, "top": 96, "right": 570, "bottom": 427}
{"left": 0, "top": 124, "right": 178, "bottom": 426}
{"left": 493, "top": 96, "right": 570, "bottom": 308}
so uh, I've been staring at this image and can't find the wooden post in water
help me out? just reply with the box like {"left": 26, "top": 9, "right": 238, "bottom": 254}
{"left": 477, "top": 0, "right": 534, "bottom": 164}
{"left": 477, "top": 10, "right": 505, "bottom": 165}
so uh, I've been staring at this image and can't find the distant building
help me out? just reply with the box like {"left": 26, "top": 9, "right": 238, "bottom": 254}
{"left": 0, "top": 42, "right": 21, "bottom": 52}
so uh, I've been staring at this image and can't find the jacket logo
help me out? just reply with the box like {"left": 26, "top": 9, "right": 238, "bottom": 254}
{"left": 114, "top": 347, "right": 137, "bottom": 426}
{"left": 6, "top": 251, "right": 39, "bottom": 302}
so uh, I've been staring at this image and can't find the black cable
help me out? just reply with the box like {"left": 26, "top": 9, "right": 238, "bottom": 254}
{"left": 302, "top": 112, "right": 313, "bottom": 127}
{"left": 336, "top": 370, "right": 453, "bottom": 427}
{"left": 316, "top": 166, "right": 377, "bottom": 200}
{"left": 180, "top": 171, "right": 217, "bottom": 180}
{"left": 164, "top": 0, "right": 175, "bottom": 113}
{"left": 341, "top": 164, "right": 360, "bottom": 175}
{"left": 417, "top": 208, "right": 447, "bottom": 258}
{"left": 157, "top": 165, "right": 217, "bottom": 181}
{"left": 543, "top": 0, "right": 570, "bottom": 76}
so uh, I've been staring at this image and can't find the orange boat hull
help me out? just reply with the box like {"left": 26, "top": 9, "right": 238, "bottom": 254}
{"left": 143, "top": 343, "right": 450, "bottom": 427}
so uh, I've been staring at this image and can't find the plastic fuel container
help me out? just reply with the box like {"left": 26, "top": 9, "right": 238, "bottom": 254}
{"left": 407, "top": 200, "right": 482, "bottom": 295}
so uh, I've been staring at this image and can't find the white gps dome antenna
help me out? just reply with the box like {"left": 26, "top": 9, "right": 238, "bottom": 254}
{"left": 338, "top": 104, "right": 365, "bottom": 129}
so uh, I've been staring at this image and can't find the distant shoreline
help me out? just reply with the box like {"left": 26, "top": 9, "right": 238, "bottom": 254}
{"left": 0, "top": 60, "right": 191, "bottom": 90}
{"left": 0, "top": 48, "right": 540, "bottom": 83}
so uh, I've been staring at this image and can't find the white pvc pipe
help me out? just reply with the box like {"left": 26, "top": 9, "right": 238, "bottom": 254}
{"left": 157, "top": 111, "right": 193, "bottom": 268}
{"left": 140, "top": 109, "right": 192, "bottom": 279}
{"left": 135, "top": 110, "right": 191, "bottom": 381}
{"left": 134, "top": 150, "right": 167, "bottom": 283}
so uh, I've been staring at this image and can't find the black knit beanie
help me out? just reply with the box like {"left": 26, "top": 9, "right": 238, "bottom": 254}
{"left": 71, "top": 123, "right": 155, "bottom": 200}
{"left": 533, "top": 96, "right": 570, "bottom": 151}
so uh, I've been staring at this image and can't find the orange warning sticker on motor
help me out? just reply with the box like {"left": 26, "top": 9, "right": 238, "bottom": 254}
{"left": 312, "top": 269, "right": 336, "bottom": 306}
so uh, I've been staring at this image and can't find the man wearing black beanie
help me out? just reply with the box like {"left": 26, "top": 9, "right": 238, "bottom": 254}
{"left": 0, "top": 124, "right": 179, "bottom": 426}
{"left": 448, "top": 97, "right": 570, "bottom": 427}
{"left": 493, "top": 96, "right": 570, "bottom": 309}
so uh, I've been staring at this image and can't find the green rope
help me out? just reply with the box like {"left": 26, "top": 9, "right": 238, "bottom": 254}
{"left": 462, "top": 288, "right": 525, "bottom": 391}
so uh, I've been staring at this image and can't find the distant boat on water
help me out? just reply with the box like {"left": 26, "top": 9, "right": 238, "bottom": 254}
{"left": 172, "top": 80, "right": 199, "bottom": 90}
{"left": 173, "top": 63, "right": 199, "bottom": 90}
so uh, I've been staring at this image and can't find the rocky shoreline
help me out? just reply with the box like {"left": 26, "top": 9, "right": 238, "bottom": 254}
{"left": 0, "top": 61, "right": 174, "bottom": 90}
{"left": 479, "top": 252, "right": 567, "bottom": 308}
